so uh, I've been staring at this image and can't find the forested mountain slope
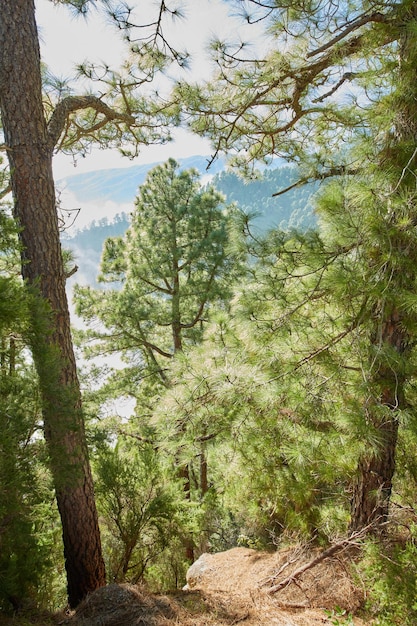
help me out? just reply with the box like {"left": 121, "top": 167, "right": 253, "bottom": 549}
{"left": 214, "top": 166, "right": 317, "bottom": 232}
{"left": 62, "top": 157, "right": 316, "bottom": 286}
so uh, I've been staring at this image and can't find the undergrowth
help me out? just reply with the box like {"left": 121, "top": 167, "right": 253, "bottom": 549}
{"left": 359, "top": 526, "right": 417, "bottom": 625}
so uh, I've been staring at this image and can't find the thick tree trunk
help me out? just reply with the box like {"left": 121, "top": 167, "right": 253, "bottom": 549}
{"left": 350, "top": 297, "right": 407, "bottom": 532}
{"left": 349, "top": 413, "right": 399, "bottom": 531}
{"left": 0, "top": 0, "right": 105, "bottom": 607}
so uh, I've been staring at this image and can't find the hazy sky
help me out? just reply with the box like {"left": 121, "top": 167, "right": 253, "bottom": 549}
{"left": 35, "top": 0, "right": 258, "bottom": 178}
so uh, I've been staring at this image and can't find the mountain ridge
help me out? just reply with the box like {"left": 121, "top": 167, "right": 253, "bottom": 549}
{"left": 61, "top": 155, "right": 317, "bottom": 286}
{"left": 58, "top": 155, "right": 227, "bottom": 205}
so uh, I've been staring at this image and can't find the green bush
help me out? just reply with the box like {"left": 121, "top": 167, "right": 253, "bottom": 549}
{"left": 359, "top": 530, "right": 417, "bottom": 625}
{"left": 0, "top": 375, "right": 60, "bottom": 612}
{"left": 94, "top": 440, "right": 191, "bottom": 588}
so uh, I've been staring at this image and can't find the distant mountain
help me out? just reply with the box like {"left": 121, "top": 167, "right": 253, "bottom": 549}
{"left": 214, "top": 166, "right": 317, "bottom": 232}
{"left": 58, "top": 155, "right": 226, "bottom": 205}
{"left": 63, "top": 213, "right": 131, "bottom": 287}
{"left": 62, "top": 156, "right": 318, "bottom": 287}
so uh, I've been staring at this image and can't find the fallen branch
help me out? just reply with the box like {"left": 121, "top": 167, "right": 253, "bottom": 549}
{"left": 259, "top": 545, "right": 306, "bottom": 588}
{"left": 268, "top": 524, "right": 375, "bottom": 595}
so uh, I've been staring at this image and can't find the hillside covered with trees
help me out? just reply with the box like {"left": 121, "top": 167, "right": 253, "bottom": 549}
{"left": 1, "top": 1, "right": 417, "bottom": 625}
{"left": 63, "top": 162, "right": 317, "bottom": 286}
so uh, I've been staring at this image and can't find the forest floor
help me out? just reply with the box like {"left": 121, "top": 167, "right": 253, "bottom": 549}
{"left": 0, "top": 545, "right": 374, "bottom": 626}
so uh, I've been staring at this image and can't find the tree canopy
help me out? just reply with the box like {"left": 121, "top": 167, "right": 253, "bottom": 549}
{"left": 176, "top": 0, "right": 406, "bottom": 173}
{"left": 3, "top": 1, "right": 417, "bottom": 621}
{"left": 174, "top": 0, "right": 417, "bottom": 532}
{"left": 75, "top": 158, "right": 242, "bottom": 406}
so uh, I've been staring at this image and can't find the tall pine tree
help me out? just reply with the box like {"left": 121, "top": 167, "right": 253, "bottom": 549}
{"left": 177, "top": 0, "right": 417, "bottom": 532}
{"left": 0, "top": 0, "right": 184, "bottom": 606}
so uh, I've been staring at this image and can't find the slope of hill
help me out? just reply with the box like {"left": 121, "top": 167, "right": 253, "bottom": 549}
{"left": 214, "top": 166, "right": 317, "bottom": 232}
{"left": 58, "top": 155, "right": 226, "bottom": 205}
{"left": 61, "top": 156, "right": 317, "bottom": 286}
{"left": 0, "top": 545, "right": 371, "bottom": 626}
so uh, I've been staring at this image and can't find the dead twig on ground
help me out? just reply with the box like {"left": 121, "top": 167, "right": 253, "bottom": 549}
{"left": 267, "top": 523, "right": 376, "bottom": 595}
{"left": 259, "top": 553, "right": 300, "bottom": 587}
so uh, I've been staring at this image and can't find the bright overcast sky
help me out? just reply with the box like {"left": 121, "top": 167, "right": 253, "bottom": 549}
{"left": 35, "top": 0, "right": 260, "bottom": 178}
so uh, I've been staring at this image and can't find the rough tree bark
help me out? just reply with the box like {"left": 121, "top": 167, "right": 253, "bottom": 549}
{"left": 349, "top": 315, "right": 405, "bottom": 531}
{"left": 0, "top": 0, "right": 106, "bottom": 606}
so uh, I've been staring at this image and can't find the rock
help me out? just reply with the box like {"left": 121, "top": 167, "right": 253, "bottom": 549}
{"left": 184, "top": 553, "right": 215, "bottom": 590}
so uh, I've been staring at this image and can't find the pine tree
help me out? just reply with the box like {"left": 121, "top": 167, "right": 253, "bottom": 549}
{"left": 0, "top": 0, "right": 184, "bottom": 607}
{"left": 177, "top": 0, "right": 417, "bottom": 532}
{"left": 347, "top": 3, "right": 417, "bottom": 531}
{"left": 75, "top": 159, "right": 241, "bottom": 402}
{"left": 75, "top": 159, "right": 242, "bottom": 560}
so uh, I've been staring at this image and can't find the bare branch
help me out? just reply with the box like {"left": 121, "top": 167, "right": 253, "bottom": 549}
{"left": 65, "top": 265, "right": 78, "bottom": 279}
{"left": 115, "top": 427, "right": 154, "bottom": 446}
{"left": 0, "top": 183, "right": 11, "bottom": 200}
{"left": 120, "top": 327, "right": 173, "bottom": 360}
{"left": 141, "top": 339, "right": 173, "bottom": 360}
{"left": 312, "top": 72, "right": 357, "bottom": 103}
{"left": 47, "top": 95, "right": 135, "bottom": 151}
{"left": 307, "top": 11, "right": 387, "bottom": 59}
{"left": 272, "top": 166, "right": 359, "bottom": 197}
{"left": 267, "top": 521, "right": 380, "bottom": 595}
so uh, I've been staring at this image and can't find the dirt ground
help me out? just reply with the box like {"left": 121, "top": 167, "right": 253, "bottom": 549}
{"left": 63, "top": 545, "right": 372, "bottom": 626}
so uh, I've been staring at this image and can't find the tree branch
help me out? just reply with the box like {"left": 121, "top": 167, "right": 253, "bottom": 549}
{"left": 115, "top": 427, "right": 155, "bottom": 447}
{"left": 267, "top": 521, "right": 378, "bottom": 595}
{"left": 0, "top": 183, "right": 11, "bottom": 200}
{"left": 47, "top": 95, "right": 135, "bottom": 151}
{"left": 264, "top": 297, "right": 368, "bottom": 387}
{"left": 180, "top": 265, "right": 220, "bottom": 330}
{"left": 141, "top": 339, "right": 173, "bottom": 360}
{"left": 198, "top": 10, "right": 397, "bottom": 168}
{"left": 272, "top": 166, "right": 359, "bottom": 197}
{"left": 307, "top": 11, "right": 387, "bottom": 58}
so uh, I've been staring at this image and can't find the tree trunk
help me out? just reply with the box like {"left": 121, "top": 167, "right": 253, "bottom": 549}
{"left": 349, "top": 411, "right": 399, "bottom": 531}
{"left": 171, "top": 256, "right": 195, "bottom": 560}
{"left": 0, "top": 0, "right": 106, "bottom": 607}
{"left": 178, "top": 463, "right": 195, "bottom": 562}
{"left": 350, "top": 304, "right": 408, "bottom": 532}
{"left": 349, "top": 4, "right": 417, "bottom": 533}
{"left": 200, "top": 445, "right": 209, "bottom": 497}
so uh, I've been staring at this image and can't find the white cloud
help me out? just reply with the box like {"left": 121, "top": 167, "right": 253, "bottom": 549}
{"left": 57, "top": 186, "right": 132, "bottom": 231}
{"left": 52, "top": 127, "right": 213, "bottom": 178}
